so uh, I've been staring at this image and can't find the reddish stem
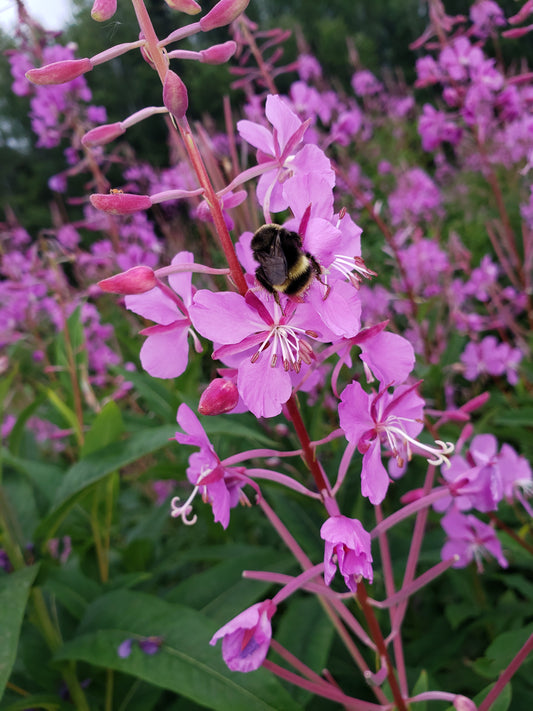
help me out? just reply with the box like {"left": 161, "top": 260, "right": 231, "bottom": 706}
{"left": 356, "top": 583, "right": 408, "bottom": 711}
{"left": 285, "top": 393, "right": 331, "bottom": 495}
{"left": 130, "top": 0, "right": 248, "bottom": 295}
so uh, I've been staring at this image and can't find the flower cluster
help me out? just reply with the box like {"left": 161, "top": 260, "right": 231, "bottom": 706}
{"left": 5, "top": 2, "right": 532, "bottom": 709}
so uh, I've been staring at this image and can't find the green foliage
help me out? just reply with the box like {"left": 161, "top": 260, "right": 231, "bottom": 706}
{"left": 0, "top": 566, "right": 40, "bottom": 701}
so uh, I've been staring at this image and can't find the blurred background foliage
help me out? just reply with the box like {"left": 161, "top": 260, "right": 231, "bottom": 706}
{"left": 2, "top": 0, "right": 533, "bottom": 234}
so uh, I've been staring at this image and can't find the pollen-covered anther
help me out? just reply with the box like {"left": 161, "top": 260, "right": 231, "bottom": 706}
{"left": 333, "top": 254, "right": 377, "bottom": 287}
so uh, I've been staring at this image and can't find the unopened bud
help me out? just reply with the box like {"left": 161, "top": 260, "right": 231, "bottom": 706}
{"left": 82, "top": 122, "right": 125, "bottom": 147}
{"left": 90, "top": 192, "right": 152, "bottom": 214}
{"left": 98, "top": 266, "right": 157, "bottom": 294}
{"left": 164, "top": 0, "right": 201, "bottom": 14}
{"left": 198, "top": 378, "right": 239, "bottom": 415}
{"left": 163, "top": 70, "right": 188, "bottom": 118}
{"left": 200, "top": 0, "right": 250, "bottom": 31}
{"left": 91, "top": 0, "right": 117, "bottom": 21}
{"left": 26, "top": 57, "right": 93, "bottom": 85}
{"left": 200, "top": 41, "right": 237, "bottom": 64}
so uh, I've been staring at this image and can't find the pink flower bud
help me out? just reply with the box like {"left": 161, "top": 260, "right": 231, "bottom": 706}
{"left": 90, "top": 192, "right": 152, "bottom": 214}
{"left": 198, "top": 378, "right": 240, "bottom": 415}
{"left": 26, "top": 58, "right": 93, "bottom": 85}
{"left": 164, "top": 0, "right": 201, "bottom": 14}
{"left": 82, "top": 122, "right": 125, "bottom": 147}
{"left": 91, "top": 0, "right": 117, "bottom": 21}
{"left": 200, "top": 41, "right": 237, "bottom": 64}
{"left": 98, "top": 266, "right": 157, "bottom": 295}
{"left": 200, "top": 0, "right": 250, "bottom": 31}
{"left": 163, "top": 70, "right": 188, "bottom": 118}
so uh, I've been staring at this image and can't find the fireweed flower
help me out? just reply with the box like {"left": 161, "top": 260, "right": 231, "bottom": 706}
{"left": 189, "top": 289, "right": 344, "bottom": 418}
{"left": 321, "top": 515, "right": 373, "bottom": 592}
{"left": 460, "top": 335, "right": 523, "bottom": 384}
{"left": 441, "top": 508, "right": 508, "bottom": 572}
{"left": 339, "top": 381, "right": 454, "bottom": 505}
{"left": 210, "top": 599, "right": 277, "bottom": 672}
{"left": 172, "top": 403, "right": 250, "bottom": 529}
{"left": 124, "top": 251, "right": 200, "bottom": 379}
{"left": 499, "top": 443, "right": 533, "bottom": 516}
{"left": 236, "top": 94, "right": 335, "bottom": 214}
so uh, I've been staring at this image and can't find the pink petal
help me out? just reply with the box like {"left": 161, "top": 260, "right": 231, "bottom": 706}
{"left": 125, "top": 288, "right": 180, "bottom": 325}
{"left": 139, "top": 325, "right": 189, "bottom": 378}
{"left": 361, "top": 439, "right": 390, "bottom": 504}
{"left": 238, "top": 356, "right": 292, "bottom": 418}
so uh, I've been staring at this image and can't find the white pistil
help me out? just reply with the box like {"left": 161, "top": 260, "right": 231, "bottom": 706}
{"left": 380, "top": 422, "right": 455, "bottom": 468}
{"left": 171, "top": 488, "right": 198, "bottom": 525}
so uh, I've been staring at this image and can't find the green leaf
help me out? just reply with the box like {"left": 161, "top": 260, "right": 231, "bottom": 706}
{"left": 43, "top": 565, "right": 101, "bottom": 620}
{"left": 43, "top": 387, "right": 81, "bottom": 443}
{"left": 81, "top": 400, "right": 124, "bottom": 458}
{"left": 1, "top": 694, "right": 67, "bottom": 710}
{"left": 55, "top": 590, "right": 302, "bottom": 711}
{"left": 6, "top": 392, "right": 46, "bottom": 456}
{"left": 493, "top": 408, "right": 533, "bottom": 427}
{"left": 0, "top": 449, "right": 63, "bottom": 506}
{"left": 480, "top": 624, "right": 533, "bottom": 677}
{"left": 168, "top": 548, "right": 294, "bottom": 623}
{"left": 411, "top": 669, "right": 429, "bottom": 711}
{"left": 0, "top": 565, "right": 40, "bottom": 702}
{"left": 112, "top": 367, "right": 177, "bottom": 421}
{"left": 36, "top": 425, "right": 176, "bottom": 540}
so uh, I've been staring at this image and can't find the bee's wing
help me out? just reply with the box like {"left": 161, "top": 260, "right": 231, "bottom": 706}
{"left": 257, "top": 233, "right": 288, "bottom": 284}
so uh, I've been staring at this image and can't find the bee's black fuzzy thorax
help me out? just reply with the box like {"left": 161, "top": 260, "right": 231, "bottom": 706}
{"left": 251, "top": 224, "right": 321, "bottom": 298}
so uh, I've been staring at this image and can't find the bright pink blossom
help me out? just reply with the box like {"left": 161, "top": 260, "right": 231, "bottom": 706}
{"left": 173, "top": 404, "right": 247, "bottom": 528}
{"left": 339, "top": 381, "right": 453, "bottom": 504}
{"left": 237, "top": 94, "right": 334, "bottom": 213}
{"left": 189, "top": 289, "right": 339, "bottom": 418}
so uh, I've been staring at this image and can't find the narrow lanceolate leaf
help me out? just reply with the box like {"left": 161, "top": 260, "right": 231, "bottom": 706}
{"left": 55, "top": 590, "right": 303, "bottom": 711}
{"left": 36, "top": 425, "right": 176, "bottom": 540}
{"left": 0, "top": 565, "right": 40, "bottom": 702}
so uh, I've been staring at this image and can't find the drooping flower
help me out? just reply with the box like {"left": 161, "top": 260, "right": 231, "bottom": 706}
{"left": 172, "top": 404, "right": 248, "bottom": 528}
{"left": 210, "top": 600, "right": 277, "bottom": 672}
{"left": 321, "top": 515, "right": 373, "bottom": 592}
{"left": 339, "top": 381, "right": 453, "bottom": 504}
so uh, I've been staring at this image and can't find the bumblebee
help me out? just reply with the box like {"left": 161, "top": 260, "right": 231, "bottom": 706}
{"left": 251, "top": 223, "right": 322, "bottom": 301}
